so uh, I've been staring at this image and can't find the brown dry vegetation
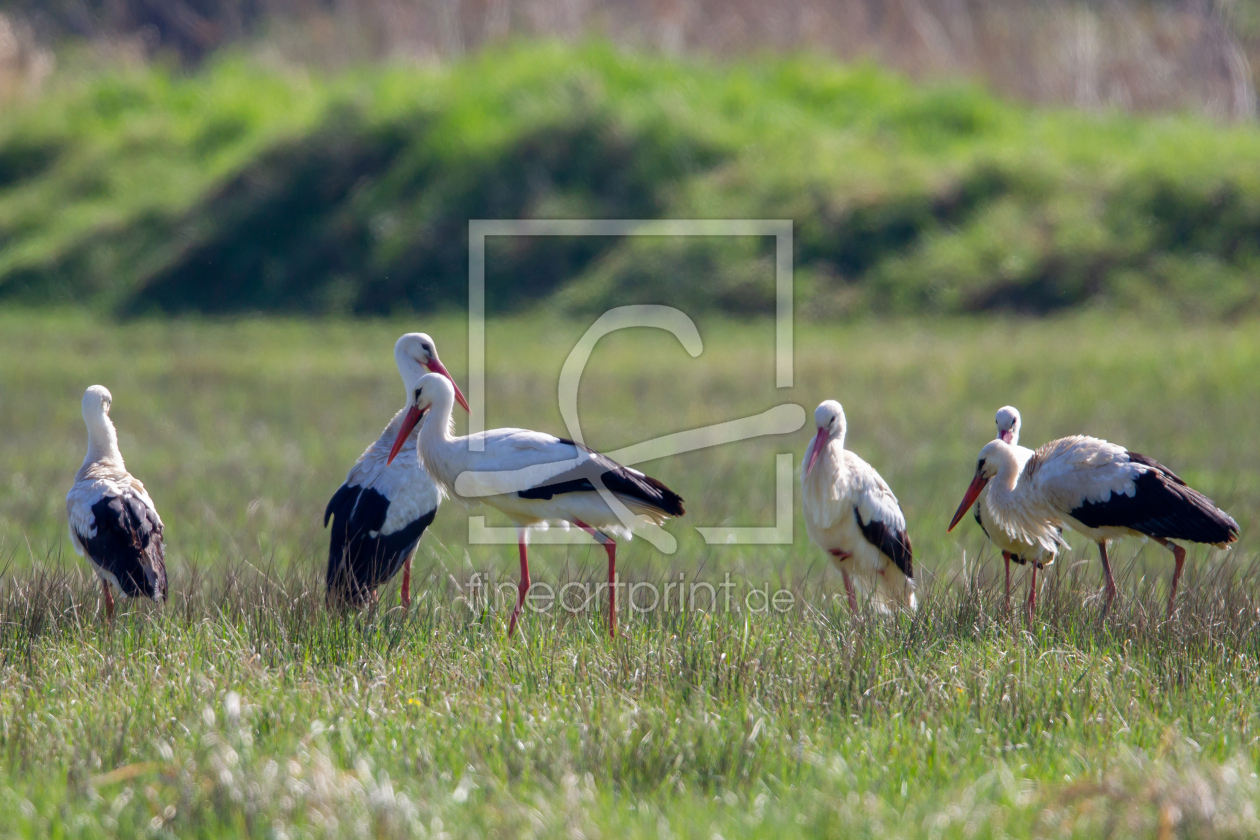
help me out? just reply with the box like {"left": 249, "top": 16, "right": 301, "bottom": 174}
{"left": 3, "top": 0, "right": 1260, "bottom": 118}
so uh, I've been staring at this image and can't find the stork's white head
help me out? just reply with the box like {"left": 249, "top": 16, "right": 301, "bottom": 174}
{"left": 972, "top": 439, "right": 1013, "bottom": 482}
{"left": 806, "top": 400, "right": 847, "bottom": 475}
{"left": 995, "top": 405, "right": 1021, "bottom": 445}
{"left": 82, "top": 384, "right": 113, "bottom": 421}
{"left": 394, "top": 333, "right": 469, "bottom": 414}
{"left": 947, "top": 439, "right": 1019, "bottom": 532}
{"left": 387, "top": 373, "right": 457, "bottom": 465}
{"left": 411, "top": 371, "right": 455, "bottom": 413}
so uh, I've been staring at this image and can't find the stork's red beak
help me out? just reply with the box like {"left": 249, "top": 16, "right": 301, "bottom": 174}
{"left": 386, "top": 405, "right": 424, "bottom": 465}
{"left": 426, "top": 358, "right": 470, "bottom": 413}
{"left": 805, "top": 428, "right": 829, "bottom": 475}
{"left": 999, "top": 430, "right": 1014, "bottom": 444}
{"left": 947, "top": 475, "right": 989, "bottom": 531}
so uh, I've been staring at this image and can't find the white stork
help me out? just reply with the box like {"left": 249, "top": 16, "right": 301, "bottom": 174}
{"left": 324, "top": 333, "right": 469, "bottom": 609}
{"left": 970, "top": 405, "right": 1056, "bottom": 613}
{"left": 949, "top": 435, "right": 1239, "bottom": 617}
{"left": 801, "top": 401, "right": 916, "bottom": 614}
{"left": 385, "top": 372, "right": 684, "bottom": 637}
{"left": 66, "top": 385, "right": 167, "bottom": 620}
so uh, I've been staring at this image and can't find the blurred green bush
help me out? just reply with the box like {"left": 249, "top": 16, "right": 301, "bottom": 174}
{"left": 1, "top": 42, "right": 1258, "bottom": 318}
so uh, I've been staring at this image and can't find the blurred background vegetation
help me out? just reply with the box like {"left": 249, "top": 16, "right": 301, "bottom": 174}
{"left": 0, "top": 0, "right": 1258, "bottom": 318}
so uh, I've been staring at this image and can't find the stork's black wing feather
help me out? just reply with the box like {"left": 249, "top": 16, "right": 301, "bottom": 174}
{"left": 1125, "top": 452, "right": 1187, "bottom": 486}
{"left": 325, "top": 483, "right": 434, "bottom": 607}
{"left": 1069, "top": 452, "right": 1239, "bottom": 546}
{"left": 79, "top": 493, "right": 166, "bottom": 599}
{"left": 325, "top": 482, "right": 358, "bottom": 527}
{"left": 516, "top": 448, "right": 684, "bottom": 517}
{"left": 324, "top": 483, "right": 363, "bottom": 590}
{"left": 854, "top": 506, "right": 913, "bottom": 580}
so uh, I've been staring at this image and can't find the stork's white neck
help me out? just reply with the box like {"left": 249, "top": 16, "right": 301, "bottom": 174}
{"left": 990, "top": 445, "right": 1022, "bottom": 494}
{"left": 814, "top": 431, "right": 847, "bottom": 478}
{"left": 416, "top": 387, "right": 461, "bottom": 492}
{"left": 802, "top": 429, "right": 848, "bottom": 501}
{"left": 981, "top": 442, "right": 1059, "bottom": 556}
{"left": 396, "top": 358, "right": 427, "bottom": 399}
{"left": 81, "top": 411, "right": 124, "bottom": 474}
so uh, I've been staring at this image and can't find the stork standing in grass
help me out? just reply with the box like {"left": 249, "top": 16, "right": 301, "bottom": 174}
{"left": 324, "top": 333, "right": 470, "bottom": 609}
{"left": 971, "top": 406, "right": 1057, "bottom": 613}
{"left": 385, "top": 372, "right": 684, "bottom": 637}
{"left": 801, "top": 401, "right": 916, "bottom": 613}
{"left": 949, "top": 435, "right": 1238, "bottom": 617}
{"left": 66, "top": 385, "right": 167, "bottom": 620}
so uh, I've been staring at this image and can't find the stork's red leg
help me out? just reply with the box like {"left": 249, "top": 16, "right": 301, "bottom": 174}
{"left": 507, "top": 528, "right": 531, "bottom": 638}
{"left": 400, "top": 554, "right": 412, "bottom": 609}
{"left": 1026, "top": 561, "right": 1038, "bottom": 622}
{"left": 1002, "top": 552, "right": 1012, "bottom": 609}
{"left": 102, "top": 579, "right": 114, "bottom": 623}
{"left": 841, "top": 570, "right": 858, "bottom": 615}
{"left": 1155, "top": 537, "right": 1187, "bottom": 619}
{"left": 574, "top": 520, "right": 618, "bottom": 637}
{"left": 1098, "top": 541, "right": 1117, "bottom": 611}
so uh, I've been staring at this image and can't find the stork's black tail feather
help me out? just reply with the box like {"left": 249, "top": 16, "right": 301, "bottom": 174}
{"left": 639, "top": 474, "right": 685, "bottom": 517}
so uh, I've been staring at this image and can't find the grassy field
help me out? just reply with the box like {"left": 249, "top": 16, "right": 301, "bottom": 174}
{"left": 1, "top": 310, "right": 1259, "bottom": 837}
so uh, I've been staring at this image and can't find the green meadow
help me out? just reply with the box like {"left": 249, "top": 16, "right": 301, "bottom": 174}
{"left": 0, "top": 310, "right": 1258, "bottom": 837}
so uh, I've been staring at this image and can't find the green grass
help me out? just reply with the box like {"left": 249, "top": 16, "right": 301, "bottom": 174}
{"left": 2, "top": 42, "right": 1260, "bottom": 317}
{"left": 1, "top": 311, "right": 1259, "bottom": 837}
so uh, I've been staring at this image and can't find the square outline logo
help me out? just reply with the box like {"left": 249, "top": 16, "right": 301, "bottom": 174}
{"left": 466, "top": 219, "right": 800, "bottom": 550}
